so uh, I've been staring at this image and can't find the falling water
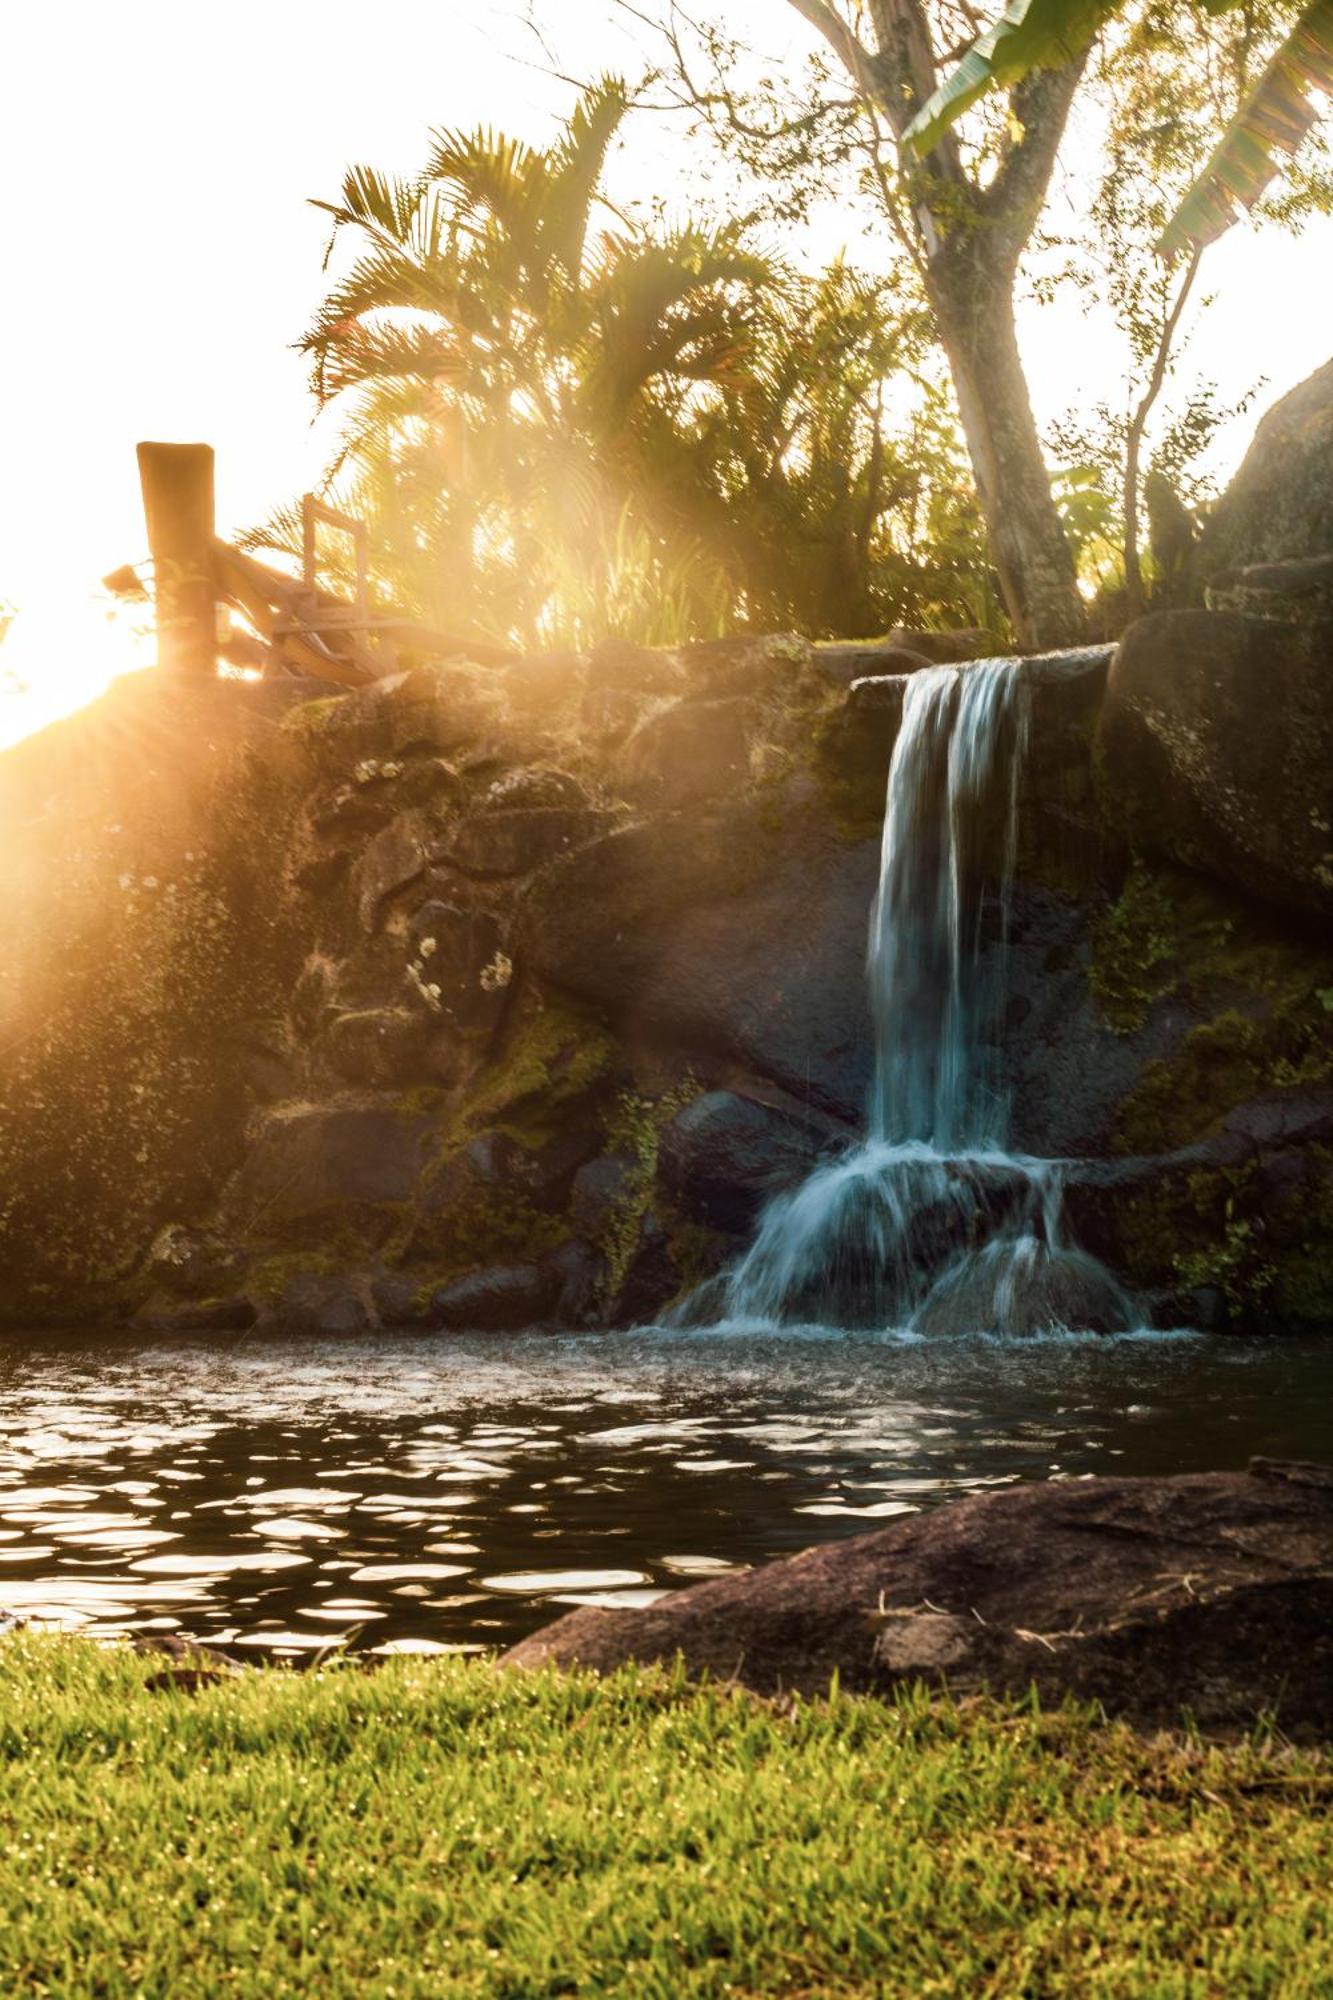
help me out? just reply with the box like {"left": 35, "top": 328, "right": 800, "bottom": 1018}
{"left": 713, "top": 659, "right": 1137, "bottom": 1336}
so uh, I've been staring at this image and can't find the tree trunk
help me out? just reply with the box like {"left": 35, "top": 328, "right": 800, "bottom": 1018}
{"left": 926, "top": 252, "right": 1085, "bottom": 650}
{"left": 785, "top": 1, "right": 1088, "bottom": 645}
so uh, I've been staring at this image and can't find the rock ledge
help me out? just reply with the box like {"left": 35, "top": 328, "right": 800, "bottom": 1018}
{"left": 500, "top": 1462, "right": 1333, "bottom": 1732}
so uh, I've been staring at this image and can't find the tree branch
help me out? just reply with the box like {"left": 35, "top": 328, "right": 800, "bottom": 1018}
{"left": 784, "top": 0, "right": 884, "bottom": 99}
{"left": 982, "top": 56, "right": 1090, "bottom": 259}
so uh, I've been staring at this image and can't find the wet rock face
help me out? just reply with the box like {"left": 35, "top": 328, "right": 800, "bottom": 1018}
{"left": 1099, "top": 610, "right": 1333, "bottom": 919}
{"left": 658, "top": 1091, "right": 836, "bottom": 1234}
{"left": 500, "top": 1462, "right": 1333, "bottom": 1733}
{"left": 1207, "top": 554, "right": 1333, "bottom": 625}
{"left": 225, "top": 1106, "right": 440, "bottom": 1239}
{"left": 615, "top": 697, "right": 760, "bottom": 808}
{"left": 440, "top": 806, "right": 623, "bottom": 878}
{"left": 404, "top": 901, "right": 510, "bottom": 1033}
{"left": 518, "top": 819, "right": 880, "bottom": 1122}
{"left": 322, "top": 1008, "right": 426, "bottom": 1087}
{"left": 431, "top": 1262, "right": 556, "bottom": 1332}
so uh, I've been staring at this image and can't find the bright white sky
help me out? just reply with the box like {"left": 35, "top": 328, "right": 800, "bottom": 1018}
{"left": 2, "top": 0, "right": 1331, "bottom": 738}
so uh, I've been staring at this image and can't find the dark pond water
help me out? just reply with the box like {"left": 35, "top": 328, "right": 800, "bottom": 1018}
{"left": 0, "top": 1326, "right": 1329, "bottom": 1657}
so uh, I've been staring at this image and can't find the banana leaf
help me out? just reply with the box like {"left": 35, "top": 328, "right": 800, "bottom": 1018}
{"left": 902, "top": 0, "right": 1119, "bottom": 158}
{"left": 1158, "top": 0, "right": 1333, "bottom": 256}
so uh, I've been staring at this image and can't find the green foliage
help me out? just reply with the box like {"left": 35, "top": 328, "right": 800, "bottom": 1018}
{"left": 1089, "top": 865, "right": 1204, "bottom": 1032}
{"left": 906, "top": 0, "right": 1333, "bottom": 259}
{"left": 1119, "top": 1007, "right": 1333, "bottom": 1154}
{"left": 1160, "top": 0, "right": 1333, "bottom": 256}
{"left": 251, "top": 86, "right": 991, "bottom": 650}
{"left": 904, "top": 0, "right": 1120, "bottom": 157}
{"left": 2, "top": 1636, "right": 1332, "bottom": 1997}
{"left": 1090, "top": 860, "right": 1333, "bottom": 1045}
{"left": 1171, "top": 1168, "right": 1277, "bottom": 1316}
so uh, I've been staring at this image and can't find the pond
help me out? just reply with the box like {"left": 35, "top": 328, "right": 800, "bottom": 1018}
{"left": 0, "top": 1326, "right": 1329, "bottom": 1657}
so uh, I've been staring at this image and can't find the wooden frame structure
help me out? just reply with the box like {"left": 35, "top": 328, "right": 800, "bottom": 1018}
{"left": 121, "top": 441, "right": 512, "bottom": 689}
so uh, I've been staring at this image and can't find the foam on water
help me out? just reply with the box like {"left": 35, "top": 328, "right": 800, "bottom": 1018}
{"left": 702, "top": 658, "right": 1138, "bottom": 1336}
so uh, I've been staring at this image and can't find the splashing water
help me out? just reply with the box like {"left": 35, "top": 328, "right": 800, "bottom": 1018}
{"left": 710, "top": 659, "right": 1137, "bottom": 1336}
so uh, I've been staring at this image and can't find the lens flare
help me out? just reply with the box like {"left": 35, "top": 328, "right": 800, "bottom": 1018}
{"left": 0, "top": 593, "right": 155, "bottom": 749}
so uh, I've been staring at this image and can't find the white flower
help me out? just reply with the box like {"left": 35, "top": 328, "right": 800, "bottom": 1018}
{"left": 406, "top": 961, "right": 442, "bottom": 1013}
{"left": 419, "top": 936, "right": 437, "bottom": 958}
{"left": 479, "top": 950, "right": 513, "bottom": 992}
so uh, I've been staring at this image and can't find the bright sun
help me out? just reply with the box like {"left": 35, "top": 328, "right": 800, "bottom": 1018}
{"left": 0, "top": 591, "right": 156, "bottom": 750}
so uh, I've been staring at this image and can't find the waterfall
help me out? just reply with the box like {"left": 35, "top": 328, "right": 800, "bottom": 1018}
{"left": 710, "top": 658, "right": 1136, "bottom": 1336}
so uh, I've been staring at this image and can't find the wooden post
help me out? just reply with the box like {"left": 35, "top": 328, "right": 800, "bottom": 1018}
{"left": 137, "top": 442, "right": 217, "bottom": 674}
{"left": 302, "top": 492, "right": 371, "bottom": 629}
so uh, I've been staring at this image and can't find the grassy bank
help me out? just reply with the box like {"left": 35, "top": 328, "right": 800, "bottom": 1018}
{"left": 0, "top": 1637, "right": 1330, "bottom": 1997}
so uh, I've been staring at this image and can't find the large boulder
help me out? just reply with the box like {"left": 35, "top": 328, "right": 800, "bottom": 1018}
{"left": 224, "top": 1104, "right": 438, "bottom": 1236}
{"left": 517, "top": 816, "right": 879, "bottom": 1121}
{"left": 440, "top": 807, "right": 622, "bottom": 879}
{"left": 501, "top": 1462, "right": 1333, "bottom": 1732}
{"left": 614, "top": 697, "right": 760, "bottom": 808}
{"left": 404, "top": 900, "right": 511, "bottom": 1032}
{"left": 1099, "top": 610, "right": 1333, "bottom": 918}
{"left": 658, "top": 1090, "right": 835, "bottom": 1233}
{"left": 1207, "top": 554, "right": 1333, "bottom": 626}
{"left": 1198, "top": 355, "right": 1333, "bottom": 580}
{"left": 431, "top": 1262, "right": 556, "bottom": 1331}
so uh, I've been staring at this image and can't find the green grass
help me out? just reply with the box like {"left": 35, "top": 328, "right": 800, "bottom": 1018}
{"left": 1, "top": 1637, "right": 1331, "bottom": 1997}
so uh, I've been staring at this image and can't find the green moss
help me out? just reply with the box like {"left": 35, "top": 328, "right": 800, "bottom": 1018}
{"left": 598, "top": 1081, "right": 701, "bottom": 1301}
{"left": 660, "top": 1215, "right": 731, "bottom": 1305}
{"left": 1092, "top": 861, "right": 1333, "bottom": 1042}
{"left": 1117, "top": 1149, "right": 1333, "bottom": 1331}
{"left": 809, "top": 699, "right": 890, "bottom": 845}
{"left": 395, "top": 1084, "right": 451, "bottom": 1122}
{"left": 1118, "top": 1008, "right": 1333, "bottom": 1155}
{"left": 461, "top": 994, "right": 620, "bottom": 1144}
{"left": 401, "top": 1167, "right": 568, "bottom": 1281}
{"left": 1089, "top": 866, "right": 1187, "bottom": 1033}
{"left": 1085, "top": 860, "right": 1333, "bottom": 1155}
{"left": 245, "top": 1250, "right": 343, "bottom": 1303}
{"left": 283, "top": 696, "right": 347, "bottom": 736}
{"left": 1117, "top": 1163, "right": 1274, "bottom": 1322}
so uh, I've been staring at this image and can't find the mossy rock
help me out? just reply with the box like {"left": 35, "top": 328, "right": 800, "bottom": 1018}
{"left": 459, "top": 993, "right": 624, "bottom": 1144}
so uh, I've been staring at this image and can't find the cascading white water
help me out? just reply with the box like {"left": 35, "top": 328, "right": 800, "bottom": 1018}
{"left": 711, "top": 658, "right": 1137, "bottom": 1335}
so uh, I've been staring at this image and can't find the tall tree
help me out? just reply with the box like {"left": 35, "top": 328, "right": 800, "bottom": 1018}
{"left": 770, "top": 0, "right": 1090, "bottom": 648}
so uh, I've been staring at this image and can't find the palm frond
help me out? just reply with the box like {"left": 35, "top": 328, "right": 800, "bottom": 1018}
{"left": 539, "top": 77, "right": 629, "bottom": 280}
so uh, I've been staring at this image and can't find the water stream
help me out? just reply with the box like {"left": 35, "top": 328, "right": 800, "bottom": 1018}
{"left": 718, "top": 658, "right": 1135, "bottom": 1335}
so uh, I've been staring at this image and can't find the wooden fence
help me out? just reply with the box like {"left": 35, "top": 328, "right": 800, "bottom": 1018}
{"left": 108, "top": 442, "right": 510, "bottom": 688}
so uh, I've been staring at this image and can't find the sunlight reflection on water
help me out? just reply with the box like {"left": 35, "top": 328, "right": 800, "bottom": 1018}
{"left": 0, "top": 1325, "right": 1328, "bottom": 1656}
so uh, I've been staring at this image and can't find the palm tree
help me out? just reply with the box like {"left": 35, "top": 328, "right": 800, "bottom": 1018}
{"left": 250, "top": 82, "right": 776, "bottom": 648}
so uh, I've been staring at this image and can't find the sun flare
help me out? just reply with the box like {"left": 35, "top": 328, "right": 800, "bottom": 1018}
{"left": 0, "top": 592, "right": 155, "bottom": 749}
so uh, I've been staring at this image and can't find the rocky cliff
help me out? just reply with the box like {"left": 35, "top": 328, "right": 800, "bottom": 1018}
{"left": 2, "top": 367, "right": 1331, "bottom": 1340}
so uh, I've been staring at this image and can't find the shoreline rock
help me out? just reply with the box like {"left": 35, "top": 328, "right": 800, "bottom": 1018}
{"left": 500, "top": 1462, "right": 1333, "bottom": 1733}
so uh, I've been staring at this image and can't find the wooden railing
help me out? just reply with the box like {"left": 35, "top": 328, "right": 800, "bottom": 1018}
{"left": 110, "top": 442, "right": 511, "bottom": 688}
